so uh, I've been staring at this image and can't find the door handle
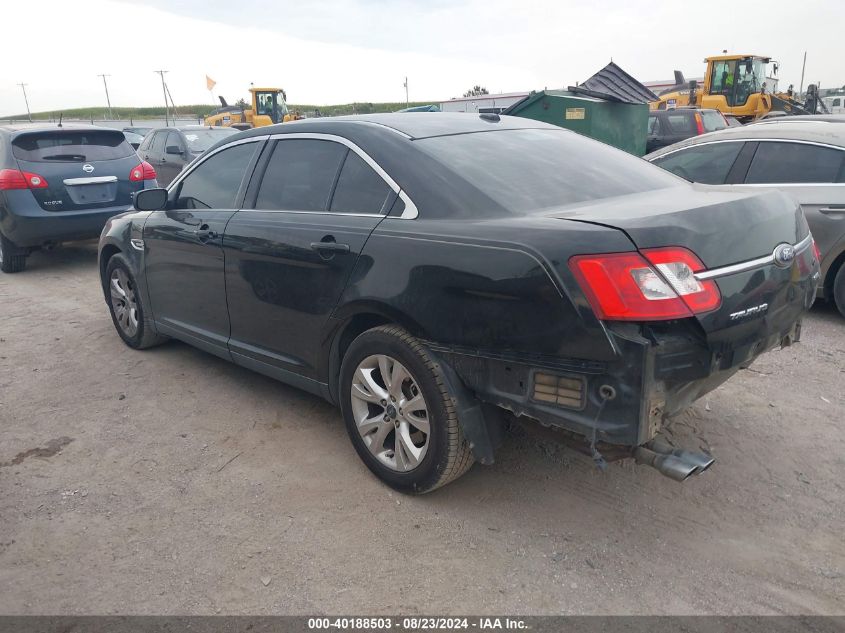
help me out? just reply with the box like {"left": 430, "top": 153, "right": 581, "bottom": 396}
{"left": 196, "top": 224, "right": 218, "bottom": 242}
{"left": 310, "top": 241, "right": 350, "bottom": 253}
{"left": 819, "top": 207, "right": 845, "bottom": 216}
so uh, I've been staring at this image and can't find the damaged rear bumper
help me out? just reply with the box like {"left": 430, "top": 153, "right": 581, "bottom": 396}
{"left": 424, "top": 317, "right": 801, "bottom": 458}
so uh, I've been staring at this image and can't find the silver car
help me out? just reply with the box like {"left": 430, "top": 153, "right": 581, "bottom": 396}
{"left": 646, "top": 120, "right": 845, "bottom": 317}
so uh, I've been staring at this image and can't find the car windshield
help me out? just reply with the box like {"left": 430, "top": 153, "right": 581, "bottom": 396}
{"left": 12, "top": 130, "right": 135, "bottom": 162}
{"left": 415, "top": 128, "right": 682, "bottom": 214}
{"left": 180, "top": 128, "right": 238, "bottom": 153}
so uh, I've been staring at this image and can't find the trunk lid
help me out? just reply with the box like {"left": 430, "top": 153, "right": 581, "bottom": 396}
{"left": 11, "top": 128, "right": 144, "bottom": 212}
{"left": 549, "top": 186, "right": 817, "bottom": 344}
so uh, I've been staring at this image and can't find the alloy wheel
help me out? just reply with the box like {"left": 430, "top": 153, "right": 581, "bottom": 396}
{"left": 110, "top": 268, "right": 139, "bottom": 337}
{"left": 350, "top": 354, "right": 430, "bottom": 472}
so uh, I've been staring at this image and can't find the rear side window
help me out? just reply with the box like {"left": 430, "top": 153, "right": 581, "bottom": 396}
{"left": 701, "top": 111, "right": 727, "bottom": 132}
{"left": 651, "top": 142, "right": 744, "bottom": 184}
{"left": 255, "top": 139, "right": 346, "bottom": 211}
{"left": 174, "top": 142, "right": 257, "bottom": 209}
{"left": 666, "top": 114, "right": 695, "bottom": 134}
{"left": 647, "top": 116, "right": 660, "bottom": 135}
{"left": 330, "top": 152, "right": 392, "bottom": 214}
{"left": 745, "top": 142, "right": 845, "bottom": 183}
{"left": 12, "top": 130, "right": 134, "bottom": 162}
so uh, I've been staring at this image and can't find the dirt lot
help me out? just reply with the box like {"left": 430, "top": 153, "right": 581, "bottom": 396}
{"left": 1, "top": 242, "right": 843, "bottom": 615}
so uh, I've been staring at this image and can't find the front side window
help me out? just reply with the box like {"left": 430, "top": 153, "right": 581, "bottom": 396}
{"left": 254, "top": 139, "right": 347, "bottom": 211}
{"left": 651, "top": 142, "right": 744, "bottom": 184}
{"left": 330, "top": 152, "right": 392, "bottom": 214}
{"left": 647, "top": 116, "right": 660, "bottom": 135}
{"left": 745, "top": 142, "right": 845, "bottom": 184}
{"left": 174, "top": 142, "right": 257, "bottom": 209}
{"left": 165, "top": 132, "right": 184, "bottom": 153}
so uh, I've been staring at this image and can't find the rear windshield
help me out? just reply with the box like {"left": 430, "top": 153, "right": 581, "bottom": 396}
{"left": 12, "top": 130, "right": 134, "bottom": 162}
{"left": 182, "top": 129, "right": 238, "bottom": 153}
{"left": 415, "top": 128, "right": 681, "bottom": 213}
{"left": 701, "top": 110, "right": 727, "bottom": 132}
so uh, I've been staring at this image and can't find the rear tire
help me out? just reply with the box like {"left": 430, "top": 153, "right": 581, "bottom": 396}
{"left": 834, "top": 263, "right": 845, "bottom": 318}
{"left": 104, "top": 253, "right": 167, "bottom": 349}
{"left": 0, "top": 233, "right": 27, "bottom": 273}
{"left": 339, "top": 325, "right": 474, "bottom": 494}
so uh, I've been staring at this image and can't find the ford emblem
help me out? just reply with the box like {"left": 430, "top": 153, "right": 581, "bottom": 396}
{"left": 83, "top": 163, "right": 95, "bottom": 173}
{"left": 772, "top": 243, "right": 795, "bottom": 268}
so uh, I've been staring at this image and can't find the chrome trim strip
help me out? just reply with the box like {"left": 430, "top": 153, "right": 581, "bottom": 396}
{"left": 130, "top": 239, "right": 145, "bottom": 251}
{"left": 268, "top": 132, "right": 419, "bottom": 219}
{"left": 695, "top": 233, "right": 814, "bottom": 280}
{"left": 63, "top": 176, "right": 118, "bottom": 185}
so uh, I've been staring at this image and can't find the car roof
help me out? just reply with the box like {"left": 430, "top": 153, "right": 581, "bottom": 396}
{"left": 233, "top": 112, "right": 558, "bottom": 142}
{"left": 646, "top": 119, "right": 845, "bottom": 158}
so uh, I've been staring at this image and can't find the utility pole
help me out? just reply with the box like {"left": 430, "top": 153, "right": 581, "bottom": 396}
{"left": 18, "top": 83, "right": 31, "bottom": 122}
{"left": 154, "top": 70, "right": 169, "bottom": 125}
{"left": 98, "top": 74, "right": 113, "bottom": 118}
{"left": 799, "top": 51, "right": 807, "bottom": 96}
{"left": 404, "top": 77, "right": 409, "bottom": 107}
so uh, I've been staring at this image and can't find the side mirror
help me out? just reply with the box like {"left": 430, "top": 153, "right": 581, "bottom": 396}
{"left": 166, "top": 145, "right": 184, "bottom": 155}
{"left": 134, "top": 188, "right": 168, "bottom": 211}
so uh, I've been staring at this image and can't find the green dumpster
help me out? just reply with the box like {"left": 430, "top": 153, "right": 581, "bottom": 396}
{"left": 504, "top": 89, "right": 649, "bottom": 156}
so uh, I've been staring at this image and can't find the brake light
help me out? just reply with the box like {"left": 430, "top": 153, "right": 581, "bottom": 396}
{"left": 694, "top": 112, "right": 705, "bottom": 135}
{"left": 569, "top": 247, "right": 721, "bottom": 321}
{"left": 129, "top": 161, "right": 156, "bottom": 182}
{"left": 0, "top": 168, "right": 48, "bottom": 190}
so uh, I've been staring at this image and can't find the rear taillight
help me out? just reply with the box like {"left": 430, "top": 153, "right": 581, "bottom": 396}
{"left": 694, "top": 112, "right": 705, "bottom": 135}
{"left": 0, "top": 168, "right": 48, "bottom": 190}
{"left": 129, "top": 161, "right": 156, "bottom": 182}
{"left": 569, "top": 247, "right": 721, "bottom": 321}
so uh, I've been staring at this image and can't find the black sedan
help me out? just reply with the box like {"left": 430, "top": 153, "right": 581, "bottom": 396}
{"left": 98, "top": 114, "right": 818, "bottom": 492}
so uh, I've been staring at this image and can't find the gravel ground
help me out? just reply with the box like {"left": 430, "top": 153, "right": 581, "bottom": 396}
{"left": 0, "top": 242, "right": 843, "bottom": 615}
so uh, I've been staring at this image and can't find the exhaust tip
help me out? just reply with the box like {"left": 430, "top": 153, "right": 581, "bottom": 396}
{"left": 656, "top": 454, "right": 698, "bottom": 482}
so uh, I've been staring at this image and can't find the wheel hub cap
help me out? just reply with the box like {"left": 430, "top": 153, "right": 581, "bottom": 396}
{"left": 350, "top": 354, "right": 430, "bottom": 473}
{"left": 109, "top": 268, "right": 139, "bottom": 337}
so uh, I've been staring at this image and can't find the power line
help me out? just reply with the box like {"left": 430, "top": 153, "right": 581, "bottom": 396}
{"left": 18, "top": 83, "right": 31, "bottom": 122}
{"left": 97, "top": 74, "right": 113, "bottom": 118}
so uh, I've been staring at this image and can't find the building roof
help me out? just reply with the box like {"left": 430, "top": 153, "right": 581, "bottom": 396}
{"left": 441, "top": 91, "right": 530, "bottom": 104}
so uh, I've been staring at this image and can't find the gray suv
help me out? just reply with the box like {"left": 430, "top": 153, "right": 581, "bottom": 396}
{"left": 0, "top": 124, "right": 157, "bottom": 273}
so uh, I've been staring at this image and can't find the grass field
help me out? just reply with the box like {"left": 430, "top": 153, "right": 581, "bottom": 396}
{"left": 2, "top": 101, "right": 438, "bottom": 121}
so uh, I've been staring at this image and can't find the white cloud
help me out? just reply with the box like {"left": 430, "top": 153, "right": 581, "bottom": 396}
{"left": 1, "top": 0, "right": 842, "bottom": 116}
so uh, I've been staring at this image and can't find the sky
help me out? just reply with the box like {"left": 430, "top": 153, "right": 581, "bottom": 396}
{"left": 1, "top": 0, "right": 842, "bottom": 116}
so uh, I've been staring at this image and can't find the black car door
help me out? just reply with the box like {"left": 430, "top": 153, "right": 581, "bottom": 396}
{"left": 142, "top": 138, "right": 264, "bottom": 358}
{"left": 223, "top": 136, "right": 394, "bottom": 383}
{"left": 160, "top": 131, "right": 187, "bottom": 186}
{"left": 141, "top": 130, "right": 165, "bottom": 173}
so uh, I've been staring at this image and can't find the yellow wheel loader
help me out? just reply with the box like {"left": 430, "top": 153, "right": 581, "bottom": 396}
{"left": 652, "top": 54, "right": 819, "bottom": 122}
{"left": 205, "top": 87, "right": 302, "bottom": 129}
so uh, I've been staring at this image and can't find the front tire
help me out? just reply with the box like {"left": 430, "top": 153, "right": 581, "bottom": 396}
{"left": 0, "top": 233, "right": 27, "bottom": 273}
{"left": 105, "top": 254, "right": 167, "bottom": 349}
{"left": 834, "top": 263, "right": 845, "bottom": 318}
{"left": 339, "top": 325, "right": 474, "bottom": 494}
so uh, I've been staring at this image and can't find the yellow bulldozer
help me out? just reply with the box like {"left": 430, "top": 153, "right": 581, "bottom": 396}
{"left": 204, "top": 86, "right": 301, "bottom": 129}
{"left": 652, "top": 54, "right": 822, "bottom": 122}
